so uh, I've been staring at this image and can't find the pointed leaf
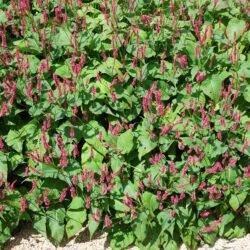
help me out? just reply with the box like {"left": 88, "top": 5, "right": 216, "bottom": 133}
{"left": 117, "top": 129, "right": 134, "bottom": 154}
{"left": 47, "top": 207, "right": 65, "bottom": 245}
{"left": 226, "top": 18, "right": 246, "bottom": 41}
{"left": 66, "top": 197, "right": 87, "bottom": 238}
{"left": 88, "top": 210, "right": 100, "bottom": 239}
{"left": 201, "top": 72, "right": 230, "bottom": 103}
{"left": 6, "top": 130, "right": 23, "bottom": 153}
{"left": 229, "top": 192, "right": 248, "bottom": 211}
{"left": 141, "top": 192, "right": 158, "bottom": 213}
{"left": 0, "top": 152, "right": 7, "bottom": 182}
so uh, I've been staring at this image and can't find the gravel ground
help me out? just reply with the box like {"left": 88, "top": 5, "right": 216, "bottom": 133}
{"left": 3, "top": 224, "right": 250, "bottom": 250}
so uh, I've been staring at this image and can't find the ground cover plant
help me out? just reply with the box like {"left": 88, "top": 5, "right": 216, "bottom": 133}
{"left": 0, "top": 0, "right": 250, "bottom": 249}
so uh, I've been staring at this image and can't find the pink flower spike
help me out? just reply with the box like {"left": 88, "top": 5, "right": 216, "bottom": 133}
{"left": 20, "top": 197, "right": 28, "bottom": 212}
{"left": 200, "top": 210, "right": 210, "bottom": 218}
{"left": 196, "top": 71, "right": 206, "bottom": 82}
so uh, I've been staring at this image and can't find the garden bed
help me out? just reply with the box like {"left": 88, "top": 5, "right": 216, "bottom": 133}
{"left": 4, "top": 224, "right": 250, "bottom": 250}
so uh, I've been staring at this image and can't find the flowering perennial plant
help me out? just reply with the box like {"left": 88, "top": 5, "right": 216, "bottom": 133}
{"left": 0, "top": 0, "right": 250, "bottom": 249}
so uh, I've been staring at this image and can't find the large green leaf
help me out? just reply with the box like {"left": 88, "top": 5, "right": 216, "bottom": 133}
{"left": 117, "top": 129, "right": 134, "bottom": 154}
{"left": 82, "top": 120, "right": 108, "bottom": 155}
{"left": 47, "top": 207, "right": 65, "bottom": 245}
{"left": 0, "top": 221, "right": 11, "bottom": 246}
{"left": 9, "top": 153, "right": 23, "bottom": 172}
{"left": 185, "top": 39, "right": 196, "bottom": 62}
{"left": 0, "top": 10, "right": 7, "bottom": 24}
{"left": 0, "top": 152, "right": 7, "bottom": 182}
{"left": 133, "top": 212, "right": 148, "bottom": 242}
{"left": 51, "top": 28, "right": 71, "bottom": 47}
{"left": 208, "top": 0, "right": 228, "bottom": 11}
{"left": 141, "top": 192, "right": 158, "bottom": 214}
{"left": 218, "top": 212, "right": 235, "bottom": 236}
{"left": 137, "top": 124, "right": 157, "bottom": 160}
{"left": 33, "top": 214, "right": 47, "bottom": 238}
{"left": 110, "top": 155, "right": 124, "bottom": 172}
{"left": 81, "top": 143, "right": 104, "bottom": 173}
{"left": 19, "top": 122, "right": 37, "bottom": 138}
{"left": 229, "top": 192, "right": 248, "bottom": 211}
{"left": 88, "top": 208, "right": 101, "bottom": 239}
{"left": 243, "top": 85, "right": 250, "bottom": 103}
{"left": 55, "top": 64, "right": 72, "bottom": 78}
{"left": 226, "top": 18, "right": 246, "bottom": 41}
{"left": 157, "top": 210, "right": 175, "bottom": 236}
{"left": 201, "top": 72, "right": 230, "bottom": 102}
{"left": 38, "top": 164, "right": 71, "bottom": 185}
{"left": 6, "top": 130, "right": 23, "bottom": 153}
{"left": 109, "top": 227, "right": 135, "bottom": 250}
{"left": 27, "top": 55, "right": 40, "bottom": 74}
{"left": 13, "top": 38, "right": 41, "bottom": 54}
{"left": 238, "top": 62, "right": 250, "bottom": 79}
{"left": 66, "top": 197, "right": 87, "bottom": 239}
{"left": 113, "top": 200, "right": 130, "bottom": 212}
{"left": 123, "top": 181, "right": 138, "bottom": 199}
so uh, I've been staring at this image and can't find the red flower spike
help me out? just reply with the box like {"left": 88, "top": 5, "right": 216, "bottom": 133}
{"left": 20, "top": 197, "right": 28, "bottom": 212}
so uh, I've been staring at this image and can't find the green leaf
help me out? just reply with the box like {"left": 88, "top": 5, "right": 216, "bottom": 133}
{"left": 141, "top": 192, "right": 158, "bottom": 214}
{"left": 0, "top": 10, "right": 7, "bottom": 24}
{"left": 181, "top": 227, "right": 199, "bottom": 250}
{"left": 27, "top": 55, "right": 40, "bottom": 74}
{"left": 0, "top": 152, "right": 7, "bottom": 182}
{"left": 82, "top": 120, "right": 108, "bottom": 155}
{"left": 230, "top": 217, "right": 248, "bottom": 239}
{"left": 185, "top": 39, "right": 196, "bottom": 62}
{"left": 139, "top": 29, "right": 148, "bottom": 41}
{"left": 243, "top": 85, "right": 250, "bottom": 103}
{"left": 113, "top": 200, "right": 130, "bottom": 212}
{"left": 52, "top": 28, "right": 71, "bottom": 47}
{"left": 33, "top": 214, "right": 47, "bottom": 238}
{"left": 145, "top": 47, "right": 156, "bottom": 58}
{"left": 13, "top": 38, "right": 41, "bottom": 54}
{"left": 0, "top": 220, "right": 11, "bottom": 245}
{"left": 9, "top": 153, "right": 23, "bottom": 172}
{"left": 239, "top": 62, "right": 250, "bottom": 79}
{"left": 211, "top": 139, "right": 228, "bottom": 158}
{"left": 50, "top": 106, "right": 65, "bottom": 121}
{"left": 229, "top": 192, "right": 248, "bottom": 211}
{"left": 47, "top": 207, "right": 65, "bottom": 245}
{"left": 41, "top": 178, "right": 67, "bottom": 200}
{"left": 163, "top": 239, "right": 179, "bottom": 250}
{"left": 226, "top": 18, "right": 246, "bottom": 41}
{"left": 109, "top": 227, "right": 134, "bottom": 249}
{"left": 218, "top": 212, "right": 235, "bottom": 236}
{"left": 39, "top": 164, "right": 71, "bottom": 185}
{"left": 208, "top": 0, "right": 228, "bottom": 11}
{"left": 223, "top": 167, "right": 238, "bottom": 184}
{"left": 117, "top": 129, "right": 134, "bottom": 154}
{"left": 201, "top": 72, "right": 230, "bottom": 102}
{"left": 89, "top": 101, "right": 108, "bottom": 114}
{"left": 137, "top": 123, "right": 157, "bottom": 160}
{"left": 105, "top": 57, "right": 123, "bottom": 69}
{"left": 88, "top": 209, "right": 101, "bottom": 239}
{"left": 111, "top": 155, "right": 124, "bottom": 172}
{"left": 133, "top": 212, "right": 148, "bottom": 242}
{"left": 123, "top": 181, "right": 138, "bottom": 199}
{"left": 6, "top": 130, "right": 23, "bottom": 153}
{"left": 55, "top": 64, "right": 72, "bottom": 78}
{"left": 19, "top": 122, "right": 37, "bottom": 138}
{"left": 81, "top": 143, "right": 104, "bottom": 173}
{"left": 66, "top": 197, "right": 87, "bottom": 239}
{"left": 157, "top": 209, "right": 175, "bottom": 236}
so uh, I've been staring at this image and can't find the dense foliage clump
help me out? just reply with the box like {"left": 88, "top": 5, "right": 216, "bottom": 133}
{"left": 0, "top": 0, "right": 250, "bottom": 249}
